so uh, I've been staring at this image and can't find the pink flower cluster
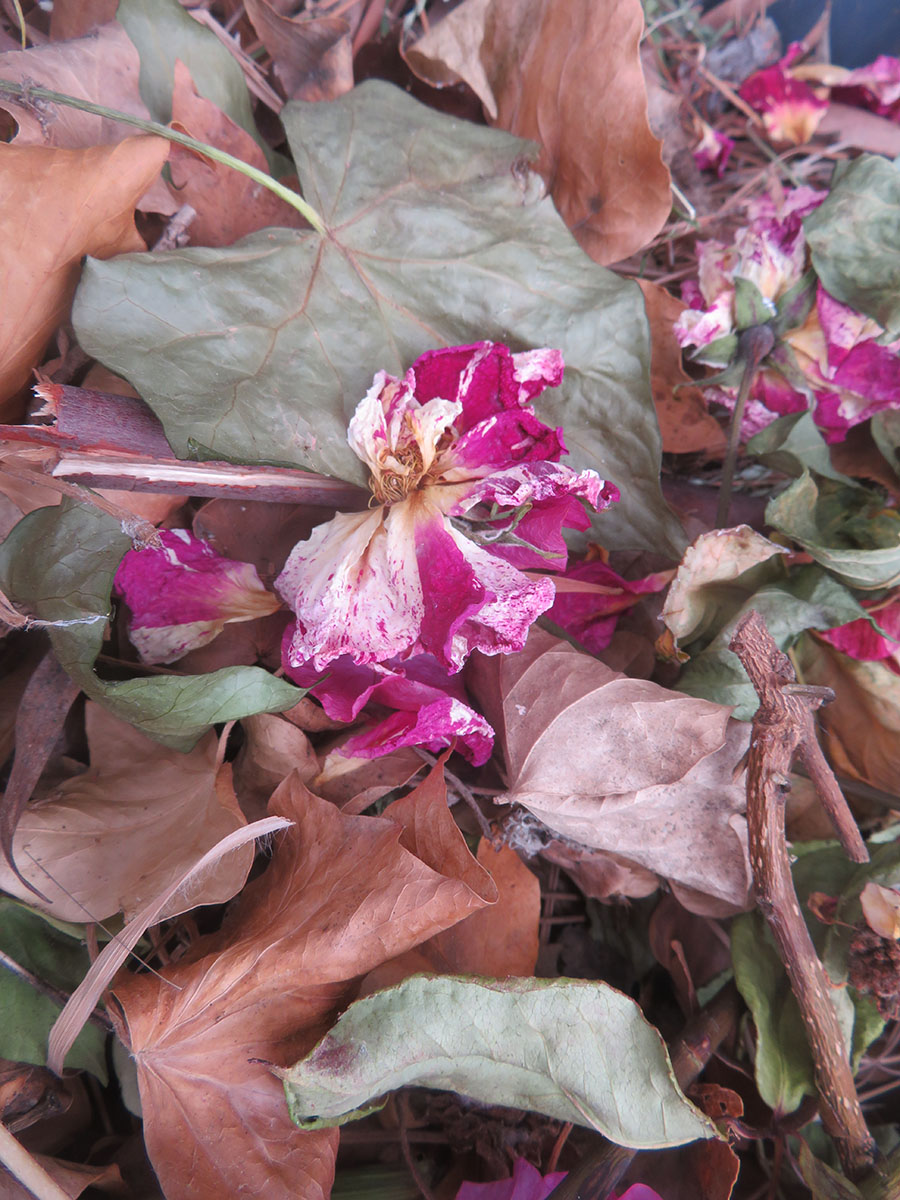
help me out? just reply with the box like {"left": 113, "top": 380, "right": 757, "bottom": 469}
{"left": 675, "top": 188, "right": 900, "bottom": 441}
{"left": 740, "top": 47, "right": 900, "bottom": 145}
{"left": 114, "top": 343, "right": 618, "bottom": 763}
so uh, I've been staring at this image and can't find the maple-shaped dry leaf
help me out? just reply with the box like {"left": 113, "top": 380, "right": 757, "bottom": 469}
{"left": 0, "top": 704, "right": 252, "bottom": 922}
{"left": 111, "top": 763, "right": 496, "bottom": 1200}
{"left": 469, "top": 629, "right": 751, "bottom": 913}
{"left": 0, "top": 136, "right": 168, "bottom": 413}
{"left": 168, "top": 61, "right": 307, "bottom": 247}
{"left": 404, "top": 0, "right": 670, "bottom": 264}
{"left": 361, "top": 838, "right": 540, "bottom": 993}
{"left": 243, "top": 0, "right": 352, "bottom": 102}
{"left": 0, "top": 24, "right": 150, "bottom": 148}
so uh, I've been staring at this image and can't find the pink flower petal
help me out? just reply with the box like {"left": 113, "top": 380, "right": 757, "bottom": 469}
{"left": 456, "top": 1158, "right": 567, "bottom": 1200}
{"left": 340, "top": 696, "right": 494, "bottom": 766}
{"left": 693, "top": 123, "right": 733, "bottom": 176}
{"left": 834, "top": 55, "right": 900, "bottom": 117}
{"left": 114, "top": 529, "right": 280, "bottom": 664}
{"left": 548, "top": 560, "right": 671, "bottom": 654}
{"left": 740, "top": 54, "right": 828, "bottom": 144}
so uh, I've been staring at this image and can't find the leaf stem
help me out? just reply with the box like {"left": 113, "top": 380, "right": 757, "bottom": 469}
{"left": 0, "top": 77, "right": 328, "bottom": 236}
{"left": 716, "top": 324, "right": 775, "bottom": 528}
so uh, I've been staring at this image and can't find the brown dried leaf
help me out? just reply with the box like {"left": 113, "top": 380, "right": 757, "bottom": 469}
{"left": 860, "top": 882, "right": 900, "bottom": 940}
{"left": 313, "top": 745, "right": 423, "bottom": 812}
{"left": 818, "top": 103, "right": 900, "bottom": 158}
{"left": 233, "top": 712, "right": 319, "bottom": 820}
{"left": 4, "top": 1155, "right": 123, "bottom": 1200}
{"left": 0, "top": 24, "right": 148, "bottom": 147}
{"left": 0, "top": 649, "right": 80, "bottom": 886}
{"left": 638, "top": 280, "right": 726, "bottom": 456}
{"left": 404, "top": 0, "right": 670, "bottom": 263}
{"left": 0, "top": 136, "right": 169, "bottom": 413}
{"left": 469, "top": 629, "right": 751, "bottom": 913}
{"left": 49, "top": 0, "right": 118, "bottom": 42}
{"left": 168, "top": 61, "right": 307, "bottom": 246}
{"left": 243, "top": 0, "right": 353, "bottom": 101}
{"left": 111, "top": 763, "right": 495, "bottom": 1200}
{"left": 0, "top": 704, "right": 253, "bottom": 922}
{"left": 541, "top": 839, "right": 660, "bottom": 902}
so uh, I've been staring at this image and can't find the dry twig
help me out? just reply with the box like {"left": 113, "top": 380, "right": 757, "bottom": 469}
{"left": 729, "top": 610, "right": 874, "bottom": 1178}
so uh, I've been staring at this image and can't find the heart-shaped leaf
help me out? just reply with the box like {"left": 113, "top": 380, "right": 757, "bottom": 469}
{"left": 72, "top": 80, "right": 682, "bottom": 555}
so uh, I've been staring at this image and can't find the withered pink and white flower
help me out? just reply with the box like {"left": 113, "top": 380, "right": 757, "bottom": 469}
{"left": 114, "top": 529, "right": 281, "bottom": 664}
{"left": 675, "top": 187, "right": 900, "bottom": 442}
{"left": 276, "top": 342, "right": 618, "bottom": 674}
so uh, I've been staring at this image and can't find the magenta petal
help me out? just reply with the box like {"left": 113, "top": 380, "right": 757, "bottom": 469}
{"left": 448, "top": 409, "right": 566, "bottom": 473}
{"left": 114, "top": 529, "right": 280, "bottom": 664}
{"left": 820, "top": 601, "right": 900, "bottom": 663}
{"left": 415, "top": 508, "right": 492, "bottom": 667}
{"left": 617, "top": 1187, "right": 666, "bottom": 1200}
{"left": 456, "top": 1158, "right": 567, "bottom": 1200}
{"left": 340, "top": 696, "right": 494, "bottom": 766}
{"left": 549, "top": 560, "right": 671, "bottom": 654}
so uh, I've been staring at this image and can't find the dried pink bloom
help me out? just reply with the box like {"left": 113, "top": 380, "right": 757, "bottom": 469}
{"left": 740, "top": 44, "right": 829, "bottom": 144}
{"left": 277, "top": 343, "right": 617, "bottom": 675}
{"left": 114, "top": 529, "right": 281, "bottom": 664}
{"left": 675, "top": 188, "right": 900, "bottom": 441}
{"left": 282, "top": 643, "right": 493, "bottom": 765}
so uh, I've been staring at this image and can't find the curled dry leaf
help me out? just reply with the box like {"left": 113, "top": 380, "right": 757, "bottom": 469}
{"left": 168, "top": 61, "right": 307, "bottom": 246}
{"left": 860, "top": 882, "right": 900, "bottom": 940}
{"left": 637, "top": 280, "right": 727, "bottom": 456}
{"left": 404, "top": 0, "right": 670, "bottom": 263}
{"left": 469, "top": 629, "right": 752, "bottom": 914}
{"left": 233, "top": 712, "right": 319, "bottom": 820}
{"left": 361, "top": 838, "right": 540, "bottom": 992}
{"left": 0, "top": 135, "right": 168, "bottom": 413}
{"left": 243, "top": 0, "right": 353, "bottom": 102}
{"left": 0, "top": 704, "right": 253, "bottom": 923}
{"left": 110, "top": 763, "right": 496, "bottom": 1200}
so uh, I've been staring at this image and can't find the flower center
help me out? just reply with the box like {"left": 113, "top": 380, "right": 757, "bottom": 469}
{"left": 370, "top": 444, "right": 425, "bottom": 504}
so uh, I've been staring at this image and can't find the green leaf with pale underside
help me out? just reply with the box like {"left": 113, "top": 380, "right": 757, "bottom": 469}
{"left": 281, "top": 974, "right": 715, "bottom": 1148}
{"left": 72, "top": 80, "right": 682, "bottom": 555}
{"left": 804, "top": 155, "right": 900, "bottom": 337}
{"left": 0, "top": 500, "right": 301, "bottom": 750}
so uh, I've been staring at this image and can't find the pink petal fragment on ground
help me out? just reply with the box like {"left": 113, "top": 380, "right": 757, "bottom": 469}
{"left": 114, "top": 529, "right": 280, "bottom": 664}
{"left": 341, "top": 695, "right": 494, "bottom": 766}
{"left": 456, "top": 1158, "right": 567, "bottom": 1200}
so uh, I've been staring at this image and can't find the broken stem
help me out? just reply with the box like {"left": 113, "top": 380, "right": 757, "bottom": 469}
{"left": 729, "top": 610, "right": 874, "bottom": 1178}
{"left": 716, "top": 324, "right": 775, "bottom": 528}
{"left": 0, "top": 78, "right": 328, "bottom": 236}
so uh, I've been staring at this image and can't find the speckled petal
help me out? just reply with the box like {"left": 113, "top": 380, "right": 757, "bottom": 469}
{"left": 340, "top": 696, "right": 494, "bottom": 766}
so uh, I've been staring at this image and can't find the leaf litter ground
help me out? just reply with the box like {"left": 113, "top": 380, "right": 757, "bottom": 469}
{"left": 1, "top": 2, "right": 900, "bottom": 1200}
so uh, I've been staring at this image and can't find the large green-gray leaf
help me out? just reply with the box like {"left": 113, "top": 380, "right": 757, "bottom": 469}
{"left": 0, "top": 899, "right": 106, "bottom": 1080}
{"left": 118, "top": 0, "right": 259, "bottom": 138}
{"left": 73, "top": 80, "right": 681, "bottom": 555}
{"left": 0, "top": 501, "right": 301, "bottom": 750}
{"left": 766, "top": 472, "right": 900, "bottom": 590}
{"left": 804, "top": 156, "right": 900, "bottom": 336}
{"left": 747, "top": 410, "right": 848, "bottom": 483}
{"left": 677, "top": 566, "right": 871, "bottom": 718}
{"left": 282, "top": 974, "right": 715, "bottom": 1148}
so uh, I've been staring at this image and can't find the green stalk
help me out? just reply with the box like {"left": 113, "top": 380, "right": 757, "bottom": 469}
{"left": 0, "top": 78, "right": 328, "bottom": 236}
{"left": 715, "top": 323, "right": 775, "bottom": 528}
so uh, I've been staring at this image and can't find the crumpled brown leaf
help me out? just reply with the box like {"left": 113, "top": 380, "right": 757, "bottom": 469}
{"left": 469, "top": 629, "right": 751, "bottom": 914}
{"left": 111, "top": 763, "right": 497, "bottom": 1200}
{"left": 243, "top": 0, "right": 353, "bottom": 102}
{"left": 233, "top": 712, "right": 319, "bottom": 820}
{"left": 638, "top": 280, "right": 726, "bottom": 456}
{"left": 0, "top": 704, "right": 252, "bottom": 922}
{"left": 0, "top": 136, "right": 168, "bottom": 413}
{"left": 168, "top": 61, "right": 307, "bottom": 246}
{"left": 403, "top": 0, "right": 670, "bottom": 263}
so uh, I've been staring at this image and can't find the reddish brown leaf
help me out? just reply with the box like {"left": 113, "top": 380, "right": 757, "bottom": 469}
{"left": 638, "top": 280, "right": 726, "bottom": 456}
{"left": 49, "top": 0, "right": 118, "bottom": 42}
{"left": 0, "top": 136, "right": 169, "bottom": 413}
{"left": 243, "top": 0, "right": 353, "bottom": 101}
{"left": 111, "top": 763, "right": 496, "bottom": 1200}
{"left": 404, "top": 0, "right": 671, "bottom": 263}
{"left": 167, "top": 61, "right": 308, "bottom": 247}
{"left": 0, "top": 650, "right": 79, "bottom": 890}
{"left": 469, "top": 629, "right": 751, "bottom": 914}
